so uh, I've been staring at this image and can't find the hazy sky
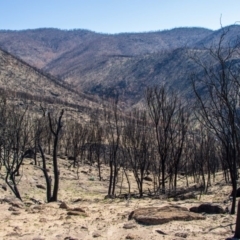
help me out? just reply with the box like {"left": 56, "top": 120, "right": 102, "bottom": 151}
{"left": 0, "top": 0, "right": 239, "bottom": 33}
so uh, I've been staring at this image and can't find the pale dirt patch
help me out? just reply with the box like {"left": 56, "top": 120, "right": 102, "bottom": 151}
{"left": 0, "top": 158, "right": 237, "bottom": 240}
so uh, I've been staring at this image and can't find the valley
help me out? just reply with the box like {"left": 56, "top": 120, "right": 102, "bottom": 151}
{"left": 0, "top": 25, "right": 240, "bottom": 239}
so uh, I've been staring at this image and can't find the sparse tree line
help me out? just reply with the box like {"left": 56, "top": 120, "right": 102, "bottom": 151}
{"left": 0, "top": 27, "right": 240, "bottom": 228}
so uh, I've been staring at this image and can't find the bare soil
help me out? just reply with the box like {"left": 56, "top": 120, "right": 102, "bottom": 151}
{"left": 0, "top": 157, "right": 237, "bottom": 240}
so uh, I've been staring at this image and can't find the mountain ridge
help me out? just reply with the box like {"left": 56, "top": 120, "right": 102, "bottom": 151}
{"left": 0, "top": 25, "right": 239, "bottom": 107}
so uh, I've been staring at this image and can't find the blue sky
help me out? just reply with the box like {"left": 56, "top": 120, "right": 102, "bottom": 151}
{"left": 0, "top": 0, "right": 239, "bottom": 33}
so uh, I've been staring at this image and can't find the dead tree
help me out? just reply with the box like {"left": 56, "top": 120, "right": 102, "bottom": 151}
{"left": 168, "top": 102, "right": 189, "bottom": 190}
{"left": 104, "top": 96, "right": 121, "bottom": 197}
{"left": 191, "top": 26, "right": 240, "bottom": 214}
{"left": 0, "top": 98, "right": 33, "bottom": 201}
{"left": 122, "top": 110, "right": 152, "bottom": 197}
{"left": 146, "top": 85, "right": 179, "bottom": 193}
{"left": 87, "top": 116, "right": 104, "bottom": 180}
{"left": 47, "top": 109, "right": 64, "bottom": 202}
{"left": 36, "top": 108, "right": 64, "bottom": 202}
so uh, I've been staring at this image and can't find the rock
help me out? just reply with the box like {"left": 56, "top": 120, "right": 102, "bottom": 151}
{"left": 81, "top": 226, "right": 88, "bottom": 230}
{"left": 39, "top": 218, "right": 47, "bottom": 223}
{"left": 189, "top": 203, "right": 225, "bottom": 214}
{"left": 123, "top": 223, "right": 137, "bottom": 229}
{"left": 6, "top": 232, "right": 20, "bottom": 237}
{"left": 1, "top": 184, "right": 7, "bottom": 191}
{"left": 36, "top": 184, "right": 46, "bottom": 190}
{"left": 175, "top": 232, "right": 188, "bottom": 238}
{"left": 55, "top": 235, "right": 63, "bottom": 239}
{"left": 126, "top": 233, "right": 137, "bottom": 239}
{"left": 72, "top": 198, "right": 82, "bottom": 203}
{"left": 64, "top": 237, "right": 78, "bottom": 240}
{"left": 29, "top": 198, "right": 42, "bottom": 204}
{"left": 143, "top": 176, "right": 152, "bottom": 181}
{"left": 92, "top": 231, "right": 101, "bottom": 238}
{"left": 59, "top": 202, "right": 68, "bottom": 209}
{"left": 32, "top": 238, "right": 45, "bottom": 240}
{"left": 11, "top": 211, "right": 21, "bottom": 215}
{"left": 70, "top": 207, "right": 86, "bottom": 213}
{"left": 33, "top": 205, "right": 44, "bottom": 211}
{"left": 24, "top": 149, "right": 35, "bottom": 158}
{"left": 156, "top": 229, "right": 167, "bottom": 235}
{"left": 67, "top": 211, "right": 88, "bottom": 217}
{"left": 68, "top": 156, "right": 76, "bottom": 161}
{"left": 128, "top": 205, "right": 205, "bottom": 225}
{"left": 8, "top": 206, "right": 18, "bottom": 211}
{"left": 2, "top": 196, "right": 24, "bottom": 208}
{"left": 177, "top": 192, "right": 196, "bottom": 201}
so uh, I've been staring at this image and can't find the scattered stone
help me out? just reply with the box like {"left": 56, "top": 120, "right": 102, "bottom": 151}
{"left": 59, "top": 202, "right": 68, "bottom": 209}
{"left": 92, "top": 231, "right": 101, "bottom": 238}
{"left": 32, "top": 238, "right": 45, "bottom": 240}
{"left": 39, "top": 218, "right": 47, "bottom": 223}
{"left": 126, "top": 233, "right": 137, "bottom": 239}
{"left": 36, "top": 184, "right": 46, "bottom": 190}
{"left": 143, "top": 176, "right": 152, "bottom": 182}
{"left": 189, "top": 203, "right": 225, "bottom": 214}
{"left": 67, "top": 211, "right": 88, "bottom": 217}
{"left": 177, "top": 192, "right": 196, "bottom": 201}
{"left": 123, "top": 223, "right": 137, "bottom": 229}
{"left": 70, "top": 207, "right": 86, "bottom": 213}
{"left": 11, "top": 211, "right": 21, "bottom": 215}
{"left": 175, "top": 232, "right": 188, "bottom": 238}
{"left": 29, "top": 198, "right": 42, "bottom": 204}
{"left": 55, "top": 235, "right": 63, "bottom": 238}
{"left": 6, "top": 232, "right": 20, "bottom": 237}
{"left": 72, "top": 198, "right": 82, "bottom": 203}
{"left": 155, "top": 229, "right": 167, "bottom": 235}
{"left": 8, "top": 206, "right": 18, "bottom": 211}
{"left": 1, "top": 184, "right": 7, "bottom": 191}
{"left": 24, "top": 149, "right": 35, "bottom": 158}
{"left": 2, "top": 196, "right": 24, "bottom": 208}
{"left": 24, "top": 201, "right": 33, "bottom": 207}
{"left": 33, "top": 205, "right": 43, "bottom": 211}
{"left": 64, "top": 237, "right": 78, "bottom": 240}
{"left": 129, "top": 205, "right": 205, "bottom": 225}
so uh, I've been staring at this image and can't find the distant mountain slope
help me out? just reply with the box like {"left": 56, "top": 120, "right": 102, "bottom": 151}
{"left": 0, "top": 28, "right": 99, "bottom": 68}
{"left": 0, "top": 27, "right": 212, "bottom": 71}
{"left": 193, "top": 25, "right": 240, "bottom": 48}
{"left": 63, "top": 49, "right": 200, "bottom": 105}
{"left": 0, "top": 26, "right": 239, "bottom": 107}
{"left": 0, "top": 48, "right": 100, "bottom": 111}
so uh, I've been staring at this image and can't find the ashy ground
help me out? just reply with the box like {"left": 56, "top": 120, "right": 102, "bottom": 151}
{"left": 0, "top": 157, "right": 238, "bottom": 240}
